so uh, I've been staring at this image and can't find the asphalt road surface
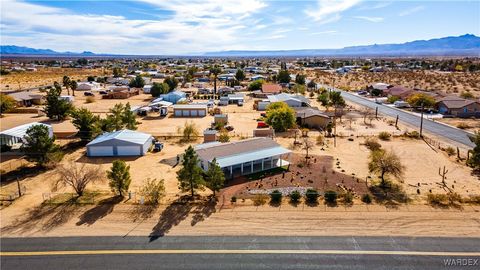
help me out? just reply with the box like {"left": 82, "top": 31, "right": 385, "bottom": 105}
{"left": 2, "top": 236, "right": 479, "bottom": 270}
{"left": 338, "top": 91, "right": 475, "bottom": 148}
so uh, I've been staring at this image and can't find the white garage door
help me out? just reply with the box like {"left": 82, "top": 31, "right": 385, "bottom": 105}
{"left": 198, "top": 110, "right": 206, "bottom": 117}
{"left": 117, "top": 146, "right": 141, "bottom": 156}
{"left": 175, "top": 110, "right": 182, "bottom": 117}
{"left": 190, "top": 110, "right": 198, "bottom": 117}
{"left": 89, "top": 146, "right": 114, "bottom": 156}
{"left": 182, "top": 110, "right": 190, "bottom": 117}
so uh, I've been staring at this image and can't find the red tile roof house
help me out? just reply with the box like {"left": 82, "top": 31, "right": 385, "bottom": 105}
{"left": 435, "top": 97, "right": 480, "bottom": 118}
{"left": 382, "top": 86, "right": 414, "bottom": 100}
{"left": 254, "top": 83, "right": 282, "bottom": 98}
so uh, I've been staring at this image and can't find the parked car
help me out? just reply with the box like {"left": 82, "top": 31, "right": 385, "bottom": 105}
{"left": 257, "top": 121, "right": 269, "bottom": 128}
{"left": 84, "top": 91, "right": 94, "bottom": 96}
{"left": 99, "top": 90, "right": 108, "bottom": 95}
{"left": 237, "top": 101, "right": 243, "bottom": 106}
{"left": 153, "top": 142, "right": 164, "bottom": 152}
{"left": 357, "top": 90, "right": 368, "bottom": 95}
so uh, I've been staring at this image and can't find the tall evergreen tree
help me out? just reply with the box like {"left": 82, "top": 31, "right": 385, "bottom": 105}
{"left": 205, "top": 158, "right": 225, "bottom": 197}
{"left": 177, "top": 146, "right": 205, "bottom": 198}
{"left": 107, "top": 160, "right": 131, "bottom": 197}
{"left": 70, "top": 108, "right": 100, "bottom": 141}
{"left": 122, "top": 103, "right": 138, "bottom": 130}
{"left": 44, "top": 86, "right": 73, "bottom": 121}
{"left": 21, "top": 125, "right": 61, "bottom": 167}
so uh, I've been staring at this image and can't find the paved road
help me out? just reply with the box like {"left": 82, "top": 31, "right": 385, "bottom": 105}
{"left": 2, "top": 236, "right": 479, "bottom": 270}
{"left": 338, "top": 91, "right": 475, "bottom": 148}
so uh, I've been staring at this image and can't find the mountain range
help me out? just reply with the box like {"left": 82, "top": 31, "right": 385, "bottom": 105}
{"left": 1, "top": 34, "right": 479, "bottom": 57}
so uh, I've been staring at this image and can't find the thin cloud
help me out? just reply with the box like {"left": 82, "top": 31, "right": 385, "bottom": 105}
{"left": 354, "top": 16, "right": 384, "bottom": 23}
{"left": 305, "top": 0, "right": 362, "bottom": 23}
{"left": 399, "top": 5, "right": 425, "bottom": 17}
{"left": 310, "top": 30, "right": 338, "bottom": 36}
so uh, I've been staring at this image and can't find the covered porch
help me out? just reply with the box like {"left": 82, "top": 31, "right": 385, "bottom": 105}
{"left": 221, "top": 153, "right": 291, "bottom": 179}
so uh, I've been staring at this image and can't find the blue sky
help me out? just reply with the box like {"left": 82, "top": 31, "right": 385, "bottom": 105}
{"left": 1, "top": 0, "right": 479, "bottom": 55}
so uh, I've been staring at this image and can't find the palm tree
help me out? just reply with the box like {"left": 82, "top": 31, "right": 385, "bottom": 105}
{"left": 209, "top": 66, "right": 222, "bottom": 97}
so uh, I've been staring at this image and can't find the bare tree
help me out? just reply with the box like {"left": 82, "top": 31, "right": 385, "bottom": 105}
{"left": 54, "top": 162, "right": 103, "bottom": 197}
{"left": 360, "top": 108, "right": 374, "bottom": 125}
{"left": 302, "top": 137, "right": 314, "bottom": 164}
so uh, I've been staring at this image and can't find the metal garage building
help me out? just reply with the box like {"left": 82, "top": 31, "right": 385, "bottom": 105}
{"left": 86, "top": 130, "right": 153, "bottom": 157}
{"left": 0, "top": 122, "right": 53, "bottom": 147}
{"left": 173, "top": 104, "right": 208, "bottom": 117}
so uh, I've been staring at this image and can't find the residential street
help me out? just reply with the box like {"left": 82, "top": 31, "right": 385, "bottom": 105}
{"left": 338, "top": 90, "right": 475, "bottom": 148}
{"left": 1, "top": 236, "right": 479, "bottom": 270}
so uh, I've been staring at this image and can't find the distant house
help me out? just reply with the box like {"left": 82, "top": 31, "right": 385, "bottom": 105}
{"left": 435, "top": 97, "right": 480, "bottom": 118}
{"left": 173, "top": 104, "right": 207, "bottom": 117}
{"left": 77, "top": 82, "right": 101, "bottom": 91}
{"left": 86, "top": 130, "right": 153, "bottom": 157}
{"left": 0, "top": 122, "right": 53, "bottom": 147}
{"left": 383, "top": 86, "right": 414, "bottom": 99}
{"left": 294, "top": 107, "right": 331, "bottom": 130}
{"left": 256, "top": 83, "right": 282, "bottom": 97}
{"left": 143, "top": 85, "right": 152, "bottom": 94}
{"left": 195, "top": 137, "right": 291, "bottom": 178}
{"left": 103, "top": 87, "right": 139, "bottom": 99}
{"left": 267, "top": 93, "right": 311, "bottom": 108}
{"left": 8, "top": 91, "right": 45, "bottom": 107}
{"left": 160, "top": 91, "right": 186, "bottom": 104}
{"left": 368, "top": 83, "right": 392, "bottom": 95}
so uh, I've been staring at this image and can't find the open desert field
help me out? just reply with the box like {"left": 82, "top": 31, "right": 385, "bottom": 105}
{"left": 0, "top": 68, "right": 109, "bottom": 91}
{"left": 310, "top": 70, "right": 480, "bottom": 98}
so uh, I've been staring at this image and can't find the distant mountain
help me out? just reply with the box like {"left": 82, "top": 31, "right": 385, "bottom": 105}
{"left": 0, "top": 45, "right": 97, "bottom": 56}
{"left": 205, "top": 34, "right": 480, "bottom": 57}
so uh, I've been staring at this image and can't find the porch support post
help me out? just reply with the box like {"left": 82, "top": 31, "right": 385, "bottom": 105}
{"left": 241, "top": 163, "right": 243, "bottom": 175}
{"left": 262, "top": 159, "right": 264, "bottom": 171}
{"left": 251, "top": 161, "right": 253, "bottom": 173}
{"left": 271, "top": 157, "right": 274, "bottom": 168}
{"left": 230, "top": 166, "right": 233, "bottom": 176}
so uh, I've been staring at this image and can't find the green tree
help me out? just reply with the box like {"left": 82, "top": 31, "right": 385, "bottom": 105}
{"left": 21, "top": 124, "right": 61, "bottom": 167}
{"left": 368, "top": 149, "right": 405, "bottom": 187}
{"left": 0, "top": 94, "right": 16, "bottom": 115}
{"left": 177, "top": 121, "right": 199, "bottom": 142}
{"left": 129, "top": 75, "right": 145, "bottom": 88}
{"left": 277, "top": 70, "right": 290, "bottom": 84}
{"left": 122, "top": 103, "right": 138, "bottom": 130}
{"left": 248, "top": 79, "right": 264, "bottom": 91}
{"left": 105, "top": 103, "right": 125, "bottom": 131}
{"left": 307, "top": 80, "right": 316, "bottom": 90}
{"left": 265, "top": 102, "right": 296, "bottom": 132}
{"left": 292, "top": 84, "right": 306, "bottom": 95}
{"left": 406, "top": 93, "right": 436, "bottom": 108}
{"left": 164, "top": 76, "right": 178, "bottom": 91}
{"left": 209, "top": 66, "right": 222, "bottom": 96}
{"left": 467, "top": 131, "right": 480, "bottom": 170}
{"left": 44, "top": 86, "right": 73, "bottom": 121}
{"left": 177, "top": 146, "right": 205, "bottom": 198}
{"left": 62, "top": 76, "right": 71, "bottom": 95}
{"left": 150, "top": 82, "right": 169, "bottom": 97}
{"left": 70, "top": 108, "right": 100, "bottom": 141}
{"left": 107, "top": 160, "right": 131, "bottom": 197}
{"left": 235, "top": 69, "right": 246, "bottom": 81}
{"left": 87, "top": 76, "right": 95, "bottom": 82}
{"left": 204, "top": 158, "right": 225, "bottom": 196}
{"left": 295, "top": 74, "right": 306, "bottom": 85}
{"left": 113, "top": 67, "right": 123, "bottom": 78}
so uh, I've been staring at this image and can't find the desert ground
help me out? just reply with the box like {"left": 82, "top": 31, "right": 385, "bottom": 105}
{"left": 0, "top": 68, "right": 108, "bottom": 91}
{"left": 308, "top": 70, "right": 480, "bottom": 99}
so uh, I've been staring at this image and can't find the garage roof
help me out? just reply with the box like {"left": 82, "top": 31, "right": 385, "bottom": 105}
{"left": 87, "top": 129, "right": 152, "bottom": 146}
{"left": 173, "top": 104, "right": 208, "bottom": 109}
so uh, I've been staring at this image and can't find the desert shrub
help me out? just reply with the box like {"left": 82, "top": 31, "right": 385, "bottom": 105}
{"left": 85, "top": 96, "right": 95, "bottom": 103}
{"left": 252, "top": 194, "right": 268, "bottom": 206}
{"left": 361, "top": 194, "right": 372, "bottom": 204}
{"left": 316, "top": 134, "right": 324, "bottom": 145}
{"left": 364, "top": 137, "right": 381, "bottom": 151}
{"left": 378, "top": 132, "right": 391, "bottom": 141}
{"left": 445, "top": 146, "right": 456, "bottom": 156}
{"left": 465, "top": 195, "right": 480, "bottom": 205}
{"left": 324, "top": 190, "right": 337, "bottom": 204}
{"left": 139, "top": 178, "right": 165, "bottom": 205}
{"left": 427, "top": 193, "right": 448, "bottom": 206}
{"left": 341, "top": 191, "right": 354, "bottom": 205}
{"left": 305, "top": 189, "right": 319, "bottom": 204}
{"left": 289, "top": 190, "right": 301, "bottom": 204}
{"left": 404, "top": 130, "right": 421, "bottom": 139}
{"left": 270, "top": 190, "right": 282, "bottom": 204}
{"left": 456, "top": 123, "right": 471, "bottom": 129}
{"left": 387, "top": 96, "right": 400, "bottom": 104}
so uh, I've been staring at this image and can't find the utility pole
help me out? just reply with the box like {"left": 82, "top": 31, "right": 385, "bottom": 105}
{"left": 16, "top": 177, "right": 22, "bottom": 197}
{"left": 420, "top": 102, "right": 424, "bottom": 137}
{"left": 395, "top": 115, "right": 399, "bottom": 129}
